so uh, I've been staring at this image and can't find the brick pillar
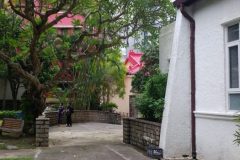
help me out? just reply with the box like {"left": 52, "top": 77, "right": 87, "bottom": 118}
{"left": 123, "top": 118, "right": 130, "bottom": 144}
{"left": 36, "top": 116, "right": 49, "bottom": 147}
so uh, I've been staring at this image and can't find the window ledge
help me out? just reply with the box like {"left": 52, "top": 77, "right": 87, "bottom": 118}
{"left": 194, "top": 111, "right": 240, "bottom": 121}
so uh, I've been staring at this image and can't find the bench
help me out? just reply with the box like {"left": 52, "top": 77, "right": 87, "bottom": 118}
{"left": 0, "top": 118, "right": 24, "bottom": 137}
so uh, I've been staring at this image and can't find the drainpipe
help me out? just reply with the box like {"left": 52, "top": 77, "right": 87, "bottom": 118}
{"left": 179, "top": 3, "right": 197, "bottom": 160}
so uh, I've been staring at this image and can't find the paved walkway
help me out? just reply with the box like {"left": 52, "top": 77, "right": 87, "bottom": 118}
{"left": 39, "top": 122, "right": 151, "bottom": 160}
{"left": 0, "top": 122, "right": 152, "bottom": 160}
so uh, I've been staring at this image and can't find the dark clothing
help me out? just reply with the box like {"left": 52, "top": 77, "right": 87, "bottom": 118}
{"left": 58, "top": 106, "right": 64, "bottom": 124}
{"left": 66, "top": 115, "right": 72, "bottom": 127}
{"left": 66, "top": 106, "right": 74, "bottom": 127}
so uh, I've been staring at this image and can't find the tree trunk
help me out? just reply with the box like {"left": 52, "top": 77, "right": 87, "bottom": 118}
{"left": 21, "top": 86, "right": 45, "bottom": 135}
{"left": 0, "top": 0, "right": 4, "bottom": 9}
{"left": 23, "top": 85, "right": 46, "bottom": 119}
{"left": 107, "top": 88, "right": 110, "bottom": 103}
{"left": 32, "top": 89, "right": 46, "bottom": 117}
{"left": 9, "top": 78, "right": 20, "bottom": 109}
{"left": 8, "top": 65, "right": 21, "bottom": 109}
{"left": 2, "top": 78, "right": 7, "bottom": 109}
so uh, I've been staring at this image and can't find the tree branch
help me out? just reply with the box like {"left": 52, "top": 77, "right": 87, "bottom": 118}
{"left": 8, "top": 0, "right": 36, "bottom": 25}
{"left": 0, "top": 51, "right": 43, "bottom": 91}
{"left": 40, "top": 0, "right": 77, "bottom": 32}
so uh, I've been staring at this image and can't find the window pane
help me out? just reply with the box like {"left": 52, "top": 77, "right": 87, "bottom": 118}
{"left": 230, "top": 94, "right": 240, "bottom": 110}
{"left": 229, "top": 46, "right": 239, "bottom": 88}
{"left": 228, "top": 24, "right": 239, "bottom": 42}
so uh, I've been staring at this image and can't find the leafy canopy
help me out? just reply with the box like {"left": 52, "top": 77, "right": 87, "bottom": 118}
{"left": 0, "top": 0, "right": 176, "bottom": 115}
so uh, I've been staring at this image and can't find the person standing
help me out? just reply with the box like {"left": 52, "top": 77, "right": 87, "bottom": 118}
{"left": 58, "top": 103, "right": 64, "bottom": 125}
{"left": 66, "top": 103, "right": 74, "bottom": 127}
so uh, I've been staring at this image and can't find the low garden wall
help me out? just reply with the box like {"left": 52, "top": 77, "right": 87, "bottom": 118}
{"left": 45, "top": 110, "right": 121, "bottom": 126}
{"left": 123, "top": 118, "right": 160, "bottom": 150}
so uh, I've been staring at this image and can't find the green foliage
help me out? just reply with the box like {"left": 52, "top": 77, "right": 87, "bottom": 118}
{"left": 100, "top": 102, "right": 118, "bottom": 111}
{"left": 234, "top": 116, "right": 240, "bottom": 145}
{"left": 73, "top": 48, "right": 126, "bottom": 110}
{"left": 0, "top": 143, "right": 7, "bottom": 150}
{"left": 132, "top": 4, "right": 175, "bottom": 93}
{"left": 0, "top": 10, "right": 22, "bottom": 54}
{"left": 0, "top": 10, "right": 21, "bottom": 78}
{"left": 0, "top": 0, "right": 176, "bottom": 116}
{"left": 135, "top": 73, "right": 167, "bottom": 122}
{"left": 0, "top": 158, "right": 33, "bottom": 160}
{"left": 131, "top": 29, "right": 167, "bottom": 93}
{"left": 51, "top": 87, "right": 69, "bottom": 106}
{"left": 0, "top": 110, "right": 18, "bottom": 119}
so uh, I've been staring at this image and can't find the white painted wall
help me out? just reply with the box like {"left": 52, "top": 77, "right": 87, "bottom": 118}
{"left": 193, "top": 0, "right": 240, "bottom": 159}
{"left": 161, "top": 0, "right": 240, "bottom": 159}
{"left": 159, "top": 9, "right": 192, "bottom": 158}
{"left": 195, "top": 112, "right": 240, "bottom": 160}
{"left": 0, "top": 79, "right": 24, "bottom": 100}
{"left": 159, "top": 22, "right": 175, "bottom": 74}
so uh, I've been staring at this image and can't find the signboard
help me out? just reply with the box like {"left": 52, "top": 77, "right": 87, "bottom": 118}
{"left": 147, "top": 146, "right": 163, "bottom": 159}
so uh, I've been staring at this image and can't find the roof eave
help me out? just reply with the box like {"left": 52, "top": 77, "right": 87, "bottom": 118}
{"left": 173, "top": 0, "right": 198, "bottom": 8}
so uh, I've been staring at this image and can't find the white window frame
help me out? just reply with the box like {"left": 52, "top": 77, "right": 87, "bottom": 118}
{"left": 225, "top": 22, "right": 240, "bottom": 111}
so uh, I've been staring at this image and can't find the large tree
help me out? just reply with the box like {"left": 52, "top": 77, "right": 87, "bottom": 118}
{"left": 0, "top": 0, "right": 175, "bottom": 117}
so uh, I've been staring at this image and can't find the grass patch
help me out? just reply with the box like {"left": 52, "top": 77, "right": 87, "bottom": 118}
{"left": 0, "top": 135, "right": 35, "bottom": 150}
{"left": 0, "top": 120, "right": 2, "bottom": 126}
{"left": 0, "top": 157, "right": 33, "bottom": 160}
{"left": 0, "top": 143, "right": 7, "bottom": 150}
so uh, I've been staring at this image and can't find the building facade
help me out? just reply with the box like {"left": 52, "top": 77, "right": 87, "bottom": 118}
{"left": 160, "top": 0, "right": 240, "bottom": 159}
{"left": 111, "top": 50, "right": 143, "bottom": 117}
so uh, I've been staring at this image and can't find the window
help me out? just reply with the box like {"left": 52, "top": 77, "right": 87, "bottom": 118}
{"left": 227, "top": 23, "right": 240, "bottom": 110}
{"left": 58, "top": 28, "right": 69, "bottom": 36}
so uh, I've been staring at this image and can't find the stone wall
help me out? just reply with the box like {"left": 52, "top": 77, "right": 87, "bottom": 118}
{"left": 45, "top": 110, "right": 121, "bottom": 126}
{"left": 36, "top": 116, "right": 49, "bottom": 147}
{"left": 123, "top": 118, "right": 160, "bottom": 150}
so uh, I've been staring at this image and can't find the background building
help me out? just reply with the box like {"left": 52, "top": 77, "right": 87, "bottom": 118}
{"left": 111, "top": 50, "right": 143, "bottom": 117}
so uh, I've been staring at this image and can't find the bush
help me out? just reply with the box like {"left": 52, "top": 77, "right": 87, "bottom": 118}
{"left": 0, "top": 110, "right": 18, "bottom": 119}
{"left": 100, "top": 102, "right": 118, "bottom": 111}
{"left": 135, "top": 73, "right": 167, "bottom": 122}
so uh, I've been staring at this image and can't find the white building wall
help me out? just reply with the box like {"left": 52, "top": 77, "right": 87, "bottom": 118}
{"left": 0, "top": 79, "right": 24, "bottom": 100}
{"left": 0, "top": 79, "right": 12, "bottom": 100}
{"left": 159, "top": 22, "right": 175, "bottom": 74}
{"left": 193, "top": 0, "right": 240, "bottom": 159}
{"left": 161, "top": 0, "right": 240, "bottom": 159}
{"left": 159, "top": 9, "right": 192, "bottom": 158}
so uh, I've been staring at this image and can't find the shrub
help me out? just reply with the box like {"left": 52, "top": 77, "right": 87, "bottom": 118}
{"left": 100, "top": 102, "right": 118, "bottom": 111}
{"left": 0, "top": 110, "right": 18, "bottom": 119}
{"left": 135, "top": 73, "right": 167, "bottom": 122}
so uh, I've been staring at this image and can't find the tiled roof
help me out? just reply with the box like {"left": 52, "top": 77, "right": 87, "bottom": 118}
{"left": 48, "top": 13, "right": 84, "bottom": 28}
{"left": 125, "top": 50, "right": 143, "bottom": 74}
